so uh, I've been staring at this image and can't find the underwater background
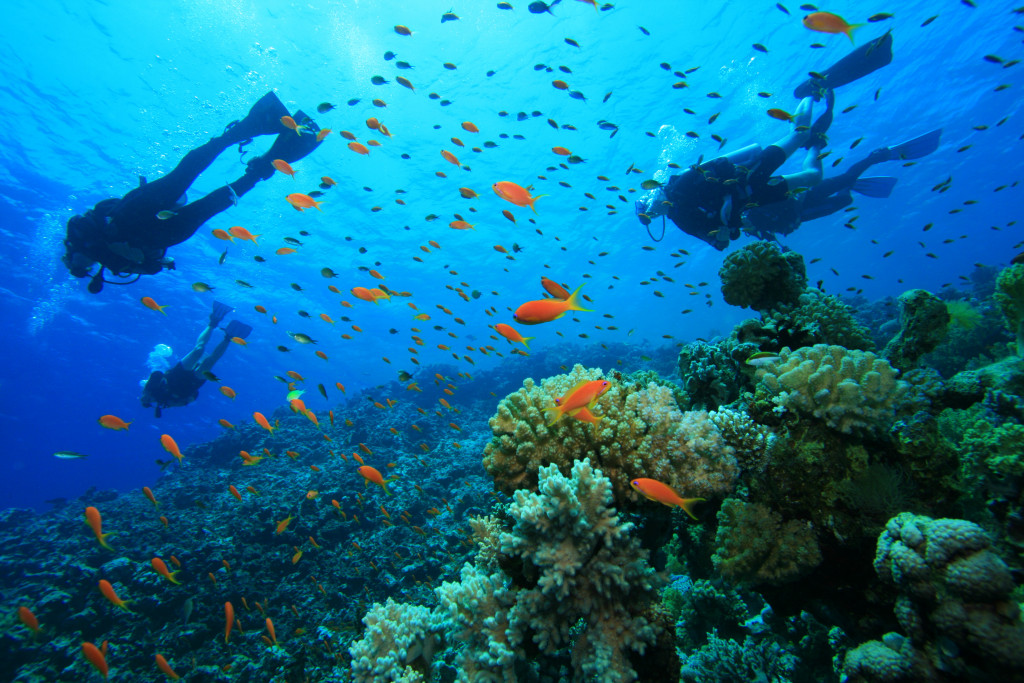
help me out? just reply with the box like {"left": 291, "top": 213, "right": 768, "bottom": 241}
{"left": 2, "top": 0, "right": 1024, "bottom": 681}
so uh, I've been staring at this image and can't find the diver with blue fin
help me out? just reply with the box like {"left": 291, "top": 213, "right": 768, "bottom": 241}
{"left": 63, "top": 92, "right": 324, "bottom": 293}
{"left": 140, "top": 301, "right": 251, "bottom": 417}
{"left": 636, "top": 32, "right": 896, "bottom": 250}
{"left": 741, "top": 128, "right": 942, "bottom": 239}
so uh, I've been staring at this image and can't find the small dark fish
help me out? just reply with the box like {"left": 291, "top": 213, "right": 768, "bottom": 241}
{"left": 638, "top": 26, "right": 649, "bottom": 35}
{"left": 529, "top": 0, "right": 559, "bottom": 14}
{"left": 799, "top": 4, "right": 817, "bottom": 9}
{"left": 298, "top": 311, "right": 311, "bottom": 319}
{"left": 517, "top": 111, "right": 529, "bottom": 121}
{"left": 218, "top": 250, "right": 227, "bottom": 265}
{"left": 202, "top": 371, "right": 220, "bottom": 382}
{"left": 253, "top": 255, "right": 266, "bottom": 263}
{"left": 384, "top": 51, "right": 396, "bottom": 61}
{"left": 291, "top": 283, "right": 304, "bottom": 291}
{"left": 441, "top": 11, "right": 459, "bottom": 22}
{"left": 277, "top": 346, "right": 290, "bottom": 352}
{"left": 921, "top": 15, "right": 937, "bottom": 27}
{"left": 562, "top": 123, "right": 577, "bottom": 131}
{"left": 660, "top": 62, "right": 671, "bottom": 70}
{"left": 569, "top": 90, "right": 587, "bottom": 100}
{"left": 486, "top": 70, "right": 496, "bottom": 77}
{"left": 284, "top": 237, "right": 303, "bottom": 245}
{"left": 443, "top": 62, "right": 457, "bottom": 70}
{"left": 868, "top": 13, "right": 893, "bottom": 22}
{"left": 471, "top": 290, "right": 482, "bottom": 299}
{"left": 398, "top": 370, "right": 413, "bottom": 382}
{"left": 559, "top": 66, "right": 572, "bottom": 73}
{"left": 753, "top": 43, "right": 768, "bottom": 53}
{"left": 567, "top": 155, "right": 585, "bottom": 164}
{"left": 347, "top": 98, "right": 360, "bottom": 106}
{"left": 983, "top": 55, "right": 1004, "bottom": 64}
{"left": 565, "top": 38, "right": 580, "bottom": 48}
{"left": 318, "top": 383, "right": 328, "bottom": 399}
{"left": 317, "top": 102, "right": 336, "bottom": 114}
{"left": 371, "top": 75, "right": 389, "bottom": 85}
{"left": 602, "top": 92, "right": 612, "bottom": 103}
{"left": 776, "top": 2, "right": 789, "bottom": 14}
{"left": 497, "top": 1, "right": 513, "bottom": 8}
{"left": 850, "top": 137, "right": 863, "bottom": 149}
{"left": 236, "top": 279, "right": 253, "bottom": 288}
{"left": 707, "top": 92, "right": 722, "bottom": 98}
{"left": 54, "top": 450, "right": 89, "bottom": 459}
{"left": 308, "top": 190, "right": 324, "bottom": 197}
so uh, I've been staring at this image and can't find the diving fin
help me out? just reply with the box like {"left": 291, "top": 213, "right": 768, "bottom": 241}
{"left": 210, "top": 300, "right": 234, "bottom": 326}
{"left": 223, "top": 320, "right": 253, "bottom": 340}
{"left": 852, "top": 176, "right": 898, "bottom": 198}
{"left": 794, "top": 31, "right": 893, "bottom": 99}
{"left": 886, "top": 129, "right": 942, "bottom": 161}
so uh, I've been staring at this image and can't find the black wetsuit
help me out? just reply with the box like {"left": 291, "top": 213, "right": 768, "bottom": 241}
{"left": 143, "top": 363, "right": 206, "bottom": 415}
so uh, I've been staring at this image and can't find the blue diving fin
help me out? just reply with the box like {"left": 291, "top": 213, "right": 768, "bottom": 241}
{"left": 886, "top": 129, "right": 942, "bottom": 161}
{"left": 223, "top": 320, "right": 252, "bottom": 340}
{"left": 210, "top": 300, "right": 234, "bottom": 326}
{"left": 852, "top": 176, "right": 898, "bottom": 198}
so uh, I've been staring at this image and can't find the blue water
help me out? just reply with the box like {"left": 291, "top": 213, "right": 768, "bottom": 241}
{"left": 0, "top": 0, "right": 1020, "bottom": 511}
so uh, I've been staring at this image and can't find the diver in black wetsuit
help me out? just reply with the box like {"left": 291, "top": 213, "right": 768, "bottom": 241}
{"left": 636, "top": 32, "right": 895, "bottom": 251}
{"left": 740, "top": 128, "right": 943, "bottom": 239}
{"left": 140, "top": 301, "right": 251, "bottom": 417}
{"left": 62, "top": 92, "right": 323, "bottom": 293}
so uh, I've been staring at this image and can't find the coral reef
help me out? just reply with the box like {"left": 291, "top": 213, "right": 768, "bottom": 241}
{"left": 676, "top": 340, "right": 749, "bottom": 410}
{"left": 719, "top": 240, "right": 807, "bottom": 311}
{"left": 994, "top": 263, "right": 1024, "bottom": 354}
{"left": 349, "top": 598, "right": 443, "bottom": 683}
{"left": 841, "top": 513, "right": 1024, "bottom": 681}
{"left": 733, "top": 289, "right": 876, "bottom": 352}
{"left": 711, "top": 498, "right": 822, "bottom": 586}
{"left": 707, "top": 408, "right": 780, "bottom": 474}
{"left": 881, "top": 289, "right": 950, "bottom": 372}
{"left": 483, "top": 365, "right": 739, "bottom": 507}
{"left": 680, "top": 631, "right": 798, "bottom": 683}
{"left": 755, "top": 344, "right": 909, "bottom": 434}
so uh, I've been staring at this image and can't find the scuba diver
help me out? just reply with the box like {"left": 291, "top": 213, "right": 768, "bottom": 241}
{"left": 636, "top": 32, "right": 895, "bottom": 251}
{"left": 741, "top": 128, "right": 943, "bottom": 239}
{"left": 63, "top": 92, "right": 323, "bottom": 294}
{"left": 140, "top": 301, "right": 251, "bottom": 417}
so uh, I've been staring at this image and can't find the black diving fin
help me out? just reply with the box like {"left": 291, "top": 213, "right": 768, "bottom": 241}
{"left": 223, "top": 320, "right": 253, "bottom": 340}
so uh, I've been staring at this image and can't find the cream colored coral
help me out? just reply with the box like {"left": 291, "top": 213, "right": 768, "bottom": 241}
{"left": 757, "top": 344, "right": 908, "bottom": 434}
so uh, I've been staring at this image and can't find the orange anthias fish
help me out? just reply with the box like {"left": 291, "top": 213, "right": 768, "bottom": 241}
{"left": 275, "top": 514, "right": 294, "bottom": 535}
{"left": 82, "top": 641, "right": 109, "bottom": 680}
{"left": 272, "top": 159, "right": 296, "bottom": 178}
{"left": 142, "top": 486, "right": 159, "bottom": 508}
{"left": 18, "top": 606, "right": 40, "bottom": 635}
{"left": 494, "top": 323, "right": 534, "bottom": 349}
{"left": 140, "top": 297, "right": 168, "bottom": 314}
{"left": 358, "top": 465, "right": 392, "bottom": 495}
{"left": 229, "top": 225, "right": 260, "bottom": 244}
{"left": 547, "top": 379, "right": 611, "bottom": 425}
{"left": 85, "top": 506, "right": 114, "bottom": 550}
{"left": 98, "top": 414, "right": 131, "bottom": 431}
{"left": 630, "top": 478, "right": 705, "bottom": 520}
{"left": 220, "top": 386, "right": 236, "bottom": 400}
{"left": 513, "top": 283, "right": 592, "bottom": 324}
{"left": 767, "top": 108, "right": 794, "bottom": 122}
{"left": 99, "top": 579, "right": 132, "bottom": 612}
{"left": 224, "top": 601, "right": 235, "bottom": 643}
{"left": 160, "top": 434, "right": 183, "bottom": 463}
{"left": 540, "top": 276, "right": 571, "bottom": 299}
{"left": 461, "top": 121, "right": 479, "bottom": 133}
{"left": 281, "top": 115, "right": 308, "bottom": 135}
{"left": 449, "top": 220, "right": 475, "bottom": 230}
{"left": 254, "top": 412, "right": 275, "bottom": 433}
{"left": 441, "top": 150, "right": 461, "bottom": 167}
{"left": 348, "top": 141, "right": 370, "bottom": 155}
{"left": 802, "top": 11, "right": 861, "bottom": 43}
{"left": 286, "top": 193, "right": 324, "bottom": 212}
{"left": 211, "top": 228, "right": 234, "bottom": 242}
{"left": 493, "top": 181, "right": 547, "bottom": 213}
{"left": 155, "top": 654, "right": 180, "bottom": 680}
{"left": 316, "top": 128, "right": 331, "bottom": 142}
{"left": 151, "top": 556, "right": 181, "bottom": 584}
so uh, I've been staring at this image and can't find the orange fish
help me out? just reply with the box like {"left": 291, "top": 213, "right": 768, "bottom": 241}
{"left": 459, "top": 187, "right": 479, "bottom": 199}
{"left": 351, "top": 286, "right": 375, "bottom": 303}
{"left": 276, "top": 247, "right": 297, "bottom": 255}
{"left": 220, "top": 386, "right": 236, "bottom": 399}
{"left": 82, "top": 641, "right": 109, "bottom": 680}
{"left": 449, "top": 220, "right": 475, "bottom": 230}
{"left": 280, "top": 115, "right": 308, "bottom": 135}
{"left": 369, "top": 288, "right": 390, "bottom": 302}
{"left": 493, "top": 181, "right": 546, "bottom": 213}
{"left": 211, "top": 228, "right": 234, "bottom": 242}
{"left": 229, "top": 225, "right": 260, "bottom": 244}
{"left": 218, "top": 419, "right": 235, "bottom": 429}
{"left": 98, "top": 414, "right": 131, "bottom": 431}
{"left": 224, "top": 601, "right": 235, "bottom": 643}
{"left": 316, "top": 128, "right": 332, "bottom": 142}
{"left": 502, "top": 209, "right": 516, "bottom": 223}
{"left": 396, "top": 76, "right": 414, "bottom": 91}
{"left": 369, "top": 269, "right": 385, "bottom": 280}
{"left": 494, "top": 323, "right": 534, "bottom": 348}
{"left": 461, "top": 121, "right": 479, "bottom": 133}
{"left": 160, "top": 434, "right": 183, "bottom": 463}
{"left": 321, "top": 176, "right": 337, "bottom": 186}
{"left": 547, "top": 379, "right": 611, "bottom": 425}
{"left": 142, "top": 486, "right": 159, "bottom": 508}
{"left": 513, "top": 283, "right": 591, "bottom": 324}
{"left": 18, "top": 606, "right": 40, "bottom": 635}
{"left": 141, "top": 296, "right": 168, "bottom": 314}
{"left": 266, "top": 617, "right": 278, "bottom": 644}
{"left": 630, "top": 478, "right": 705, "bottom": 520}
{"left": 99, "top": 580, "right": 132, "bottom": 612}
{"left": 155, "top": 654, "right": 180, "bottom": 680}
{"left": 85, "top": 506, "right": 114, "bottom": 550}
{"left": 552, "top": 80, "right": 569, "bottom": 90}
{"left": 358, "top": 465, "right": 392, "bottom": 495}
{"left": 802, "top": 11, "right": 861, "bottom": 43}
{"left": 151, "top": 556, "right": 181, "bottom": 584}
{"left": 348, "top": 141, "right": 370, "bottom": 155}
{"left": 540, "top": 276, "right": 571, "bottom": 299}
{"left": 275, "top": 514, "right": 294, "bottom": 535}
{"left": 272, "top": 159, "right": 296, "bottom": 178}
{"left": 767, "top": 108, "right": 794, "bottom": 122}
{"left": 441, "top": 150, "right": 461, "bottom": 167}
{"left": 229, "top": 484, "right": 242, "bottom": 502}
{"left": 552, "top": 146, "right": 571, "bottom": 156}
{"left": 394, "top": 24, "right": 412, "bottom": 35}
{"left": 254, "top": 412, "right": 275, "bottom": 433}
{"left": 286, "top": 193, "right": 324, "bottom": 212}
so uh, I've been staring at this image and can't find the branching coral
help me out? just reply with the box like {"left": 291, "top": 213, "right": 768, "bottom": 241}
{"left": 501, "top": 459, "right": 664, "bottom": 683}
{"left": 348, "top": 598, "right": 444, "bottom": 683}
{"left": 483, "top": 365, "right": 738, "bottom": 507}
{"left": 711, "top": 498, "right": 822, "bottom": 586}
{"left": 708, "top": 408, "right": 780, "bottom": 474}
{"left": 676, "top": 340, "right": 748, "bottom": 410}
{"left": 756, "top": 344, "right": 909, "bottom": 434}
{"left": 719, "top": 241, "right": 807, "bottom": 311}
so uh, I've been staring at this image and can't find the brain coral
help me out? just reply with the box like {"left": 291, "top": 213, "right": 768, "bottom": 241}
{"left": 719, "top": 240, "right": 807, "bottom": 311}
{"left": 483, "top": 365, "right": 738, "bottom": 507}
{"left": 756, "top": 344, "right": 909, "bottom": 434}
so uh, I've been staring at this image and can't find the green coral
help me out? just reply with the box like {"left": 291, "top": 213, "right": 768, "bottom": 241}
{"left": 483, "top": 365, "right": 738, "bottom": 507}
{"left": 719, "top": 240, "right": 807, "bottom": 311}
{"left": 734, "top": 289, "right": 875, "bottom": 352}
{"left": 755, "top": 344, "right": 909, "bottom": 434}
{"left": 711, "top": 498, "right": 822, "bottom": 586}
{"left": 962, "top": 418, "right": 1024, "bottom": 478}
{"left": 881, "top": 289, "right": 950, "bottom": 372}
{"left": 994, "top": 263, "right": 1024, "bottom": 355}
